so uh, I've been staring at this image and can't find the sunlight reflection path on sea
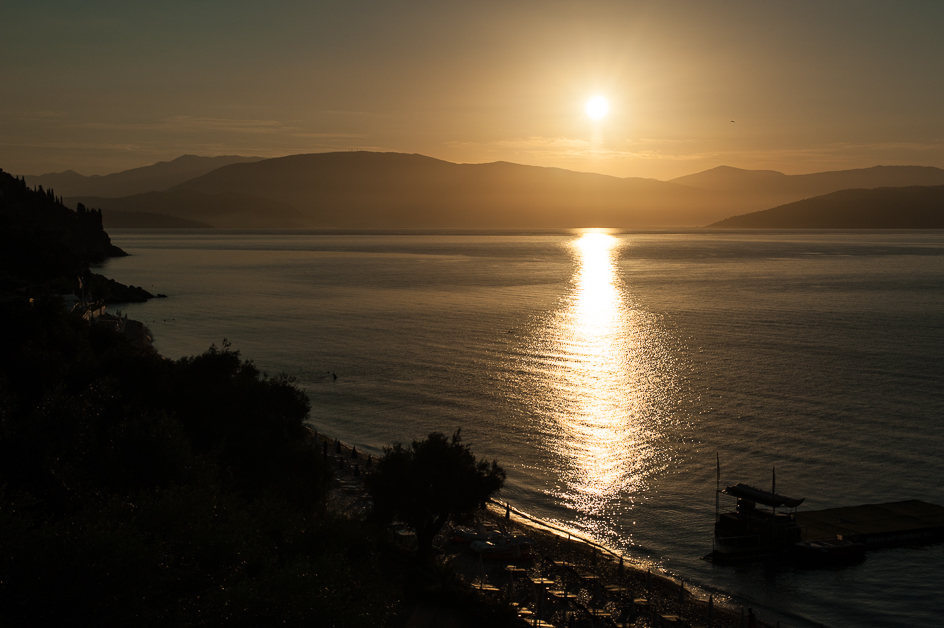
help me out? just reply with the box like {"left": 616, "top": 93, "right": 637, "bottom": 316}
{"left": 524, "top": 230, "right": 677, "bottom": 539}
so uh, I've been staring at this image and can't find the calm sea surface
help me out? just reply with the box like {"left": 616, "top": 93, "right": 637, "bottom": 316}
{"left": 102, "top": 230, "right": 944, "bottom": 628}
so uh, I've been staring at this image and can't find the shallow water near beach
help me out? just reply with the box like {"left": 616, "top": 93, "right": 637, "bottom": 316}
{"left": 103, "top": 229, "right": 944, "bottom": 628}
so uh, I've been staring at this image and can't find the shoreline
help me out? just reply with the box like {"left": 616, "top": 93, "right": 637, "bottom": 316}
{"left": 473, "top": 502, "right": 775, "bottom": 628}
{"left": 312, "top": 428, "right": 776, "bottom": 628}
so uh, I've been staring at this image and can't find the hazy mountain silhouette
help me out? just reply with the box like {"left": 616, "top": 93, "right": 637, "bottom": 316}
{"left": 70, "top": 190, "right": 305, "bottom": 229}
{"left": 171, "top": 152, "right": 735, "bottom": 228}
{"left": 41, "top": 153, "right": 944, "bottom": 229}
{"left": 707, "top": 185, "right": 944, "bottom": 228}
{"left": 102, "top": 210, "right": 211, "bottom": 229}
{"left": 672, "top": 165, "right": 944, "bottom": 209}
{"left": 26, "top": 154, "right": 264, "bottom": 198}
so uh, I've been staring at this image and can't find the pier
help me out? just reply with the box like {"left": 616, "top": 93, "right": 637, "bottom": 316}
{"left": 712, "top": 478, "right": 944, "bottom": 562}
{"left": 796, "top": 499, "right": 944, "bottom": 548}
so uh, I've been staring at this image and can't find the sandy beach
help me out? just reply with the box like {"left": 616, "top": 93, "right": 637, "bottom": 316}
{"left": 314, "top": 430, "right": 775, "bottom": 628}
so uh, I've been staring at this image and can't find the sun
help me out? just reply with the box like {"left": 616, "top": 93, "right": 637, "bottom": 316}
{"left": 585, "top": 96, "right": 610, "bottom": 120}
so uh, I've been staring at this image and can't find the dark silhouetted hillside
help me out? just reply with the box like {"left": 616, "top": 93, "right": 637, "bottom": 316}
{"left": 70, "top": 190, "right": 305, "bottom": 229}
{"left": 0, "top": 169, "right": 125, "bottom": 291}
{"left": 26, "top": 154, "right": 264, "bottom": 198}
{"left": 0, "top": 302, "right": 525, "bottom": 626}
{"left": 171, "top": 151, "right": 736, "bottom": 228}
{"left": 707, "top": 185, "right": 944, "bottom": 228}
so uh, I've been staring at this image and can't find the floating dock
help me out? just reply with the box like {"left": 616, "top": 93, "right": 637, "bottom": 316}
{"left": 796, "top": 499, "right": 944, "bottom": 548}
{"left": 711, "top": 480, "right": 944, "bottom": 562}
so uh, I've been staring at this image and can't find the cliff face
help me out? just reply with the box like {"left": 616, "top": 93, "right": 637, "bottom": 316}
{"left": 0, "top": 168, "right": 127, "bottom": 295}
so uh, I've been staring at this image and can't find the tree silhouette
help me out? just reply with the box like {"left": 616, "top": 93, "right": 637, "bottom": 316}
{"left": 366, "top": 430, "right": 505, "bottom": 559}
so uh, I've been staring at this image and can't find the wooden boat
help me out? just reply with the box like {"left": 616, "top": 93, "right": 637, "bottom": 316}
{"left": 711, "top": 481, "right": 805, "bottom": 561}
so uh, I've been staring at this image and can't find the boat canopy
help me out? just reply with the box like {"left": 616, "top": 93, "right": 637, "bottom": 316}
{"left": 722, "top": 483, "right": 805, "bottom": 509}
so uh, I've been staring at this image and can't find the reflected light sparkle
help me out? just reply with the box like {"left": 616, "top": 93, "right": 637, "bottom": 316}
{"left": 522, "top": 229, "right": 676, "bottom": 541}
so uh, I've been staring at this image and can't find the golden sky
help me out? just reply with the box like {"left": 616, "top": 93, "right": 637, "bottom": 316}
{"left": 3, "top": 1, "right": 943, "bottom": 179}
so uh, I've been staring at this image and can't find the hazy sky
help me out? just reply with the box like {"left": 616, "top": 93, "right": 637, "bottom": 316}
{"left": 3, "top": 0, "right": 943, "bottom": 179}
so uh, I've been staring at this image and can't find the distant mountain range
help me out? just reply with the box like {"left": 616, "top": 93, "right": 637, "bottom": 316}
{"left": 708, "top": 186, "right": 944, "bottom": 228}
{"left": 102, "top": 210, "right": 211, "bottom": 229}
{"left": 19, "top": 152, "right": 944, "bottom": 228}
{"left": 26, "top": 154, "right": 264, "bottom": 198}
{"left": 671, "top": 164, "right": 944, "bottom": 210}
{"left": 75, "top": 190, "right": 306, "bottom": 229}
{"left": 170, "top": 152, "right": 734, "bottom": 228}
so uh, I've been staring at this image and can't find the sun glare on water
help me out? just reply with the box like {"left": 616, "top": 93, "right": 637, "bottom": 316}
{"left": 585, "top": 96, "right": 610, "bottom": 120}
{"left": 517, "top": 230, "right": 677, "bottom": 540}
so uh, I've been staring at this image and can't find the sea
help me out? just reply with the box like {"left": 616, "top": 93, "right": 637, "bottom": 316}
{"left": 101, "top": 229, "right": 944, "bottom": 628}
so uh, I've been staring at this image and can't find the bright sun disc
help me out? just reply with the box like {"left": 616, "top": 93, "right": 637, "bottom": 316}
{"left": 585, "top": 96, "right": 609, "bottom": 120}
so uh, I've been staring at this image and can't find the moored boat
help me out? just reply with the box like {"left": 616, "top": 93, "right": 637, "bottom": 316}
{"left": 711, "top": 482, "right": 805, "bottom": 561}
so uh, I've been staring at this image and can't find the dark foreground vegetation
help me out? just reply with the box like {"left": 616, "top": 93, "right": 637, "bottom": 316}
{"left": 1, "top": 164, "right": 519, "bottom": 626}
{"left": 0, "top": 301, "right": 519, "bottom": 627}
{"left": 368, "top": 430, "right": 505, "bottom": 560}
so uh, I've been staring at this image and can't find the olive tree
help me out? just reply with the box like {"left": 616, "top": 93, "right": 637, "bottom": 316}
{"left": 366, "top": 430, "right": 505, "bottom": 559}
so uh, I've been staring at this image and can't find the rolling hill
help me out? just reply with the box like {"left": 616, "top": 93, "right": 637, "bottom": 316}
{"left": 672, "top": 165, "right": 944, "bottom": 210}
{"left": 170, "top": 151, "right": 736, "bottom": 228}
{"left": 30, "top": 152, "right": 944, "bottom": 229}
{"left": 707, "top": 185, "right": 944, "bottom": 229}
{"left": 102, "top": 210, "right": 211, "bottom": 229}
{"left": 71, "top": 190, "right": 306, "bottom": 229}
{"left": 26, "top": 154, "right": 264, "bottom": 198}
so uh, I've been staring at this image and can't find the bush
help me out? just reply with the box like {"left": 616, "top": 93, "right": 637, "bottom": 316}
{"left": 366, "top": 430, "right": 505, "bottom": 559}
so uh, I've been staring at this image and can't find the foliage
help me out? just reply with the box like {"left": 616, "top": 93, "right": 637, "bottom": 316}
{"left": 0, "top": 299, "right": 397, "bottom": 626}
{"left": 366, "top": 430, "right": 506, "bottom": 559}
{"left": 0, "top": 300, "right": 523, "bottom": 626}
{"left": 0, "top": 169, "right": 124, "bottom": 296}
